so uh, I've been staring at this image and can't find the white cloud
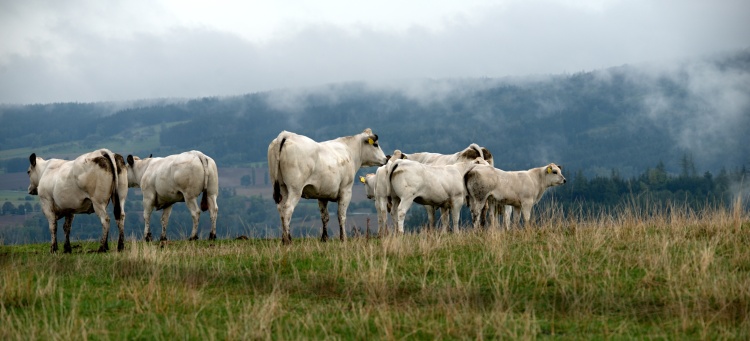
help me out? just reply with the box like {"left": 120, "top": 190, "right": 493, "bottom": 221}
{"left": 0, "top": 0, "right": 748, "bottom": 104}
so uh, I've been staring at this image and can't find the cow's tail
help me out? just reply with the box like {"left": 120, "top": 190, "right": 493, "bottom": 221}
{"left": 102, "top": 152, "right": 122, "bottom": 220}
{"left": 271, "top": 136, "right": 287, "bottom": 204}
{"left": 198, "top": 152, "right": 210, "bottom": 212}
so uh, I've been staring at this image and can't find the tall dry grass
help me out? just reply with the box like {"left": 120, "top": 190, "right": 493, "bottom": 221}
{"left": 1, "top": 198, "right": 748, "bottom": 339}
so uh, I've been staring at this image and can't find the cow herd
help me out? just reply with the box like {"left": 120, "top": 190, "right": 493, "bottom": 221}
{"left": 24, "top": 128, "right": 565, "bottom": 252}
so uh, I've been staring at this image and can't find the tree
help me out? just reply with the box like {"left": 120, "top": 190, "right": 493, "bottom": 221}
{"left": 240, "top": 175, "right": 252, "bottom": 187}
{"left": 2, "top": 201, "right": 15, "bottom": 215}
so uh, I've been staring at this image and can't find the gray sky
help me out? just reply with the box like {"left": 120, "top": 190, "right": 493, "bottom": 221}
{"left": 1, "top": 0, "right": 748, "bottom": 104}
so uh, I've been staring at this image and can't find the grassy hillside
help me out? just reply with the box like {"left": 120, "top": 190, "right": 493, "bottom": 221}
{"left": 2, "top": 202, "right": 748, "bottom": 339}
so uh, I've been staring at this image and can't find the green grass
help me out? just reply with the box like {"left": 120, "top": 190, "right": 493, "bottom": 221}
{"left": 1, "top": 202, "right": 749, "bottom": 340}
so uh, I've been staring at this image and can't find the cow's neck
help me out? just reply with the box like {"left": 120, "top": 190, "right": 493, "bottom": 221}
{"left": 335, "top": 135, "right": 364, "bottom": 169}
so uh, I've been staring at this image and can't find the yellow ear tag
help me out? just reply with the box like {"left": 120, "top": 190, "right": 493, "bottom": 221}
{"left": 359, "top": 176, "right": 366, "bottom": 183}
{"left": 368, "top": 138, "right": 374, "bottom": 145}
{"left": 547, "top": 167, "right": 552, "bottom": 174}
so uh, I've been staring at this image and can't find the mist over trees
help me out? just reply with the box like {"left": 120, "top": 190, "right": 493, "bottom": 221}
{"left": 0, "top": 50, "right": 748, "bottom": 243}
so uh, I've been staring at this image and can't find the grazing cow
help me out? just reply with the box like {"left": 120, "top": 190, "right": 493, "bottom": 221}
{"left": 268, "top": 128, "right": 387, "bottom": 244}
{"left": 359, "top": 150, "right": 406, "bottom": 236}
{"left": 388, "top": 157, "right": 488, "bottom": 234}
{"left": 402, "top": 144, "right": 493, "bottom": 229}
{"left": 126, "top": 151, "right": 219, "bottom": 241}
{"left": 27, "top": 149, "right": 128, "bottom": 253}
{"left": 465, "top": 163, "right": 566, "bottom": 229}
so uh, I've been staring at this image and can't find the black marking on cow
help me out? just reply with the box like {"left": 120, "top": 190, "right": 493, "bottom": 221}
{"left": 481, "top": 148, "right": 493, "bottom": 161}
{"left": 198, "top": 154, "right": 210, "bottom": 212}
{"left": 114, "top": 154, "right": 126, "bottom": 175}
{"left": 461, "top": 147, "right": 481, "bottom": 160}
{"left": 29, "top": 153, "right": 37, "bottom": 167}
{"left": 273, "top": 182, "right": 282, "bottom": 204}
{"left": 273, "top": 137, "right": 287, "bottom": 204}
{"left": 93, "top": 156, "right": 111, "bottom": 171}
{"left": 389, "top": 163, "right": 400, "bottom": 182}
{"left": 101, "top": 153, "right": 122, "bottom": 220}
{"left": 127, "top": 154, "right": 135, "bottom": 167}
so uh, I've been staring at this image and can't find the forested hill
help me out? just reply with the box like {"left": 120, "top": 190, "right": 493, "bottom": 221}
{"left": 1, "top": 50, "right": 748, "bottom": 176}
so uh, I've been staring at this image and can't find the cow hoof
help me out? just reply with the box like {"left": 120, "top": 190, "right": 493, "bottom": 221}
{"left": 97, "top": 246, "right": 108, "bottom": 253}
{"left": 188, "top": 236, "right": 198, "bottom": 241}
{"left": 64, "top": 245, "right": 72, "bottom": 254}
{"left": 117, "top": 241, "right": 125, "bottom": 252}
{"left": 208, "top": 233, "right": 217, "bottom": 241}
{"left": 144, "top": 233, "right": 153, "bottom": 242}
{"left": 282, "top": 235, "right": 292, "bottom": 245}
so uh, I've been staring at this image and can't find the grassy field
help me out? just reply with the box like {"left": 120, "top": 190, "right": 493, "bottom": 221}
{"left": 1, "top": 201, "right": 749, "bottom": 340}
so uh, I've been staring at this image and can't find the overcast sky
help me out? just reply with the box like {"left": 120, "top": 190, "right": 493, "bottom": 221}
{"left": 1, "top": 0, "right": 748, "bottom": 104}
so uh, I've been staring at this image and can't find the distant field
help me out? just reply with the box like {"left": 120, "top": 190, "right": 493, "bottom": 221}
{"left": 1, "top": 203, "right": 748, "bottom": 339}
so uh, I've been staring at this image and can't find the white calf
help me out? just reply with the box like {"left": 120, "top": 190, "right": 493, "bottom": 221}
{"left": 465, "top": 163, "right": 566, "bottom": 229}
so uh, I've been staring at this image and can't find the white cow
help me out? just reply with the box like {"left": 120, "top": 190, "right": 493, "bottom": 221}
{"left": 387, "top": 157, "right": 488, "bottom": 234}
{"left": 268, "top": 128, "right": 387, "bottom": 244}
{"left": 126, "top": 151, "right": 219, "bottom": 241}
{"left": 465, "top": 163, "right": 566, "bottom": 229}
{"left": 402, "top": 144, "right": 493, "bottom": 229}
{"left": 27, "top": 149, "right": 128, "bottom": 253}
{"left": 359, "top": 150, "right": 406, "bottom": 236}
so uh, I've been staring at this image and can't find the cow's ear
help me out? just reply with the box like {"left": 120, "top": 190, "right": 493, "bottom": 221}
{"left": 558, "top": 165, "right": 563, "bottom": 169}
{"left": 29, "top": 153, "right": 36, "bottom": 167}
{"left": 148, "top": 154, "right": 152, "bottom": 158}
{"left": 401, "top": 153, "right": 408, "bottom": 159}
{"left": 385, "top": 155, "right": 392, "bottom": 162}
{"left": 127, "top": 155, "right": 135, "bottom": 167}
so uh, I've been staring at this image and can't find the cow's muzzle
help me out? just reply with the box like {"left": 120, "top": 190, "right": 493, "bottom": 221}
{"left": 28, "top": 188, "right": 38, "bottom": 195}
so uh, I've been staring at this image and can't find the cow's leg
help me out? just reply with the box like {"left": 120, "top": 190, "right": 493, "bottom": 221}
{"left": 376, "top": 197, "right": 388, "bottom": 237}
{"left": 318, "top": 200, "right": 330, "bottom": 242}
{"left": 510, "top": 206, "right": 521, "bottom": 229}
{"left": 41, "top": 203, "right": 59, "bottom": 253}
{"left": 62, "top": 214, "right": 74, "bottom": 253}
{"left": 143, "top": 200, "right": 155, "bottom": 242}
{"left": 337, "top": 190, "right": 353, "bottom": 242}
{"left": 390, "top": 197, "right": 402, "bottom": 234}
{"left": 451, "top": 200, "right": 463, "bottom": 234}
{"left": 521, "top": 202, "right": 534, "bottom": 228}
{"left": 488, "top": 202, "right": 498, "bottom": 230}
{"left": 207, "top": 193, "right": 218, "bottom": 240}
{"left": 425, "top": 205, "right": 436, "bottom": 230}
{"left": 278, "top": 186, "right": 300, "bottom": 245}
{"left": 93, "top": 202, "right": 111, "bottom": 253}
{"left": 396, "top": 197, "right": 414, "bottom": 234}
{"left": 186, "top": 196, "right": 202, "bottom": 241}
{"left": 469, "top": 198, "right": 484, "bottom": 230}
{"left": 439, "top": 207, "right": 450, "bottom": 233}
{"left": 115, "top": 211, "right": 125, "bottom": 252}
{"left": 160, "top": 205, "right": 173, "bottom": 241}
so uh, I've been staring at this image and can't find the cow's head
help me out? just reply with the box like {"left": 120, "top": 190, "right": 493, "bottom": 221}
{"left": 360, "top": 128, "right": 387, "bottom": 167}
{"left": 360, "top": 173, "right": 376, "bottom": 200}
{"left": 27, "top": 153, "right": 41, "bottom": 195}
{"left": 125, "top": 154, "right": 145, "bottom": 187}
{"left": 389, "top": 149, "right": 407, "bottom": 163}
{"left": 544, "top": 163, "right": 566, "bottom": 187}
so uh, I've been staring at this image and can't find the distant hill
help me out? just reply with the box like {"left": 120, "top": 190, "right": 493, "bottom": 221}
{"left": 1, "top": 50, "right": 748, "bottom": 176}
